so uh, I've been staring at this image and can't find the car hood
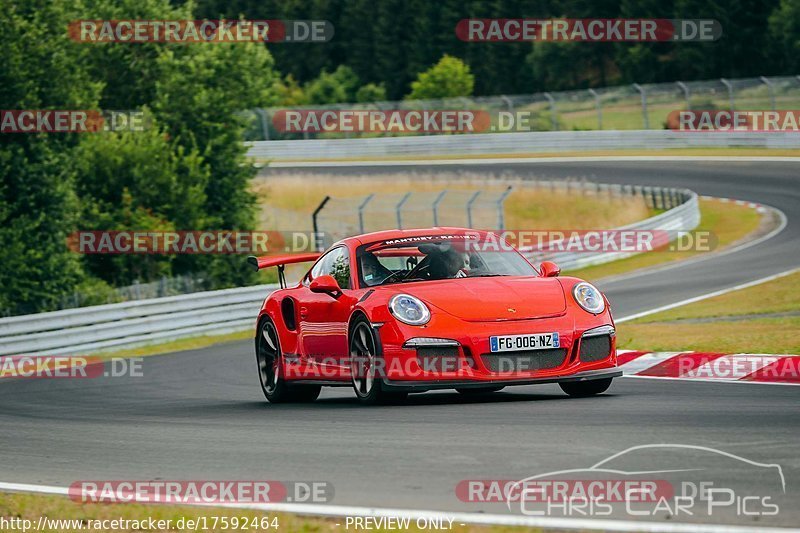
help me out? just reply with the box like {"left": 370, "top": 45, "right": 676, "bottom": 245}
{"left": 402, "top": 277, "right": 567, "bottom": 322}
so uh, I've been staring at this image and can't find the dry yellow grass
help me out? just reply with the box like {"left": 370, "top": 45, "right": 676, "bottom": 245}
{"left": 252, "top": 173, "right": 651, "bottom": 233}
{"left": 618, "top": 271, "right": 800, "bottom": 354}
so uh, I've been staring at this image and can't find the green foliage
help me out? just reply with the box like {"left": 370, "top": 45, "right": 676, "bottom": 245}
{"left": 1, "top": 0, "right": 279, "bottom": 314}
{"left": 406, "top": 55, "right": 474, "bottom": 100}
{"left": 304, "top": 66, "right": 360, "bottom": 105}
{"left": 355, "top": 83, "right": 388, "bottom": 103}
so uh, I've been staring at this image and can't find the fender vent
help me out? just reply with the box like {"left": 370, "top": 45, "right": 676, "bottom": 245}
{"left": 281, "top": 298, "right": 296, "bottom": 331}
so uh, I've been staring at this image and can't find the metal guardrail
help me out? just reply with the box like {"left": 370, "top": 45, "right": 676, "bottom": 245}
{"left": 0, "top": 285, "right": 277, "bottom": 357}
{"left": 0, "top": 182, "right": 699, "bottom": 357}
{"left": 246, "top": 75, "right": 800, "bottom": 140}
{"left": 247, "top": 129, "right": 800, "bottom": 161}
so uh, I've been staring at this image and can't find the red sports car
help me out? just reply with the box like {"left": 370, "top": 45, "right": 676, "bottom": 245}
{"left": 248, "top": 227, "right": 621, "bottom": 404}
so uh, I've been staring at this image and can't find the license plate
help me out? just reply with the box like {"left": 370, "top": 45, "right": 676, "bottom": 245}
{"left": 489, "top": 332, "right": 559, "bottom": 353}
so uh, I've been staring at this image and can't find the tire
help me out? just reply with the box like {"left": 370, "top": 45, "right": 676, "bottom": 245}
{"left": 256, "top": 318, "right": 321, "bottom": 404}
{"left": 349, "top": 317, "right": 407, "bottom": 405}
{"left": 559, "top": 378, "right": 613, "bottom": 397}
{"left": 455, "top": 386, "right": 505, "bottom": 394}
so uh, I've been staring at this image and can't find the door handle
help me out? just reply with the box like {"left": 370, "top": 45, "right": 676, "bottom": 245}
{"left": 299, "top": 306, "right": 308, "bottom": 319}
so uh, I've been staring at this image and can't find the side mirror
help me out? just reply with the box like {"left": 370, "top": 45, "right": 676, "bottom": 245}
{"left": 309, "top": 274, "right": 342, "bottom": 297}
{"left": 540, "top": 261, "right": 561, "bottom": 277}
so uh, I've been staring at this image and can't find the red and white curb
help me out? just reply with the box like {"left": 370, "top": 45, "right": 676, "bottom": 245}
{"left": 618, "top": 350, "right": 800, "bottom": 385}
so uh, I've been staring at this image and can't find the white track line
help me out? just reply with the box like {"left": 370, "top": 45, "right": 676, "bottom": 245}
{"left": 269, "top": 155, "right": 800, "bottom": 167}
{"left": 0, "top": 481, "right": 796, "bottom": 533}
{"left": 617, "top": 267, "right": 800, "bottom": 323}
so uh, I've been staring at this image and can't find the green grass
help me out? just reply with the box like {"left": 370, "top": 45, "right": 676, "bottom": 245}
{"left": 566, "top": 198, "right": 763, "bottom": 281}
{"left": 618, "top": 270, "right": 800, "bottom": 354}
{"left": 0, "top": 492, "right": 541, "bottom": 533}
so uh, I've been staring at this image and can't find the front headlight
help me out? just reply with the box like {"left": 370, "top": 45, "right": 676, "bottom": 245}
{"left": 572, "top": 282, "right": 605, "bottom": 314}
{"left": 389, "top": 294, "right": 431, "bottom": 325}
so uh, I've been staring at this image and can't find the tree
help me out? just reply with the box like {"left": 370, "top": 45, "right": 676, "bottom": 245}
{"left": 406, "top": 55, "right": 474, "bottom": 100}
{"left": 304, "top": 65, "right": 360, "bottom": 104}
{"left": 0, "top": 0, "right": 101, "bottom": 314}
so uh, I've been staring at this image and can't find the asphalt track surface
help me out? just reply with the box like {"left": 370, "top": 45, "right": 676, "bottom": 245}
{"left": 2, "top": 160, "right": 799, "bottom": 528}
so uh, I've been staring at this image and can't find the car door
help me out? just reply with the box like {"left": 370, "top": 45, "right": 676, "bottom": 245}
{"left": 298, "top": 246, "right": 354, "bottom": 379}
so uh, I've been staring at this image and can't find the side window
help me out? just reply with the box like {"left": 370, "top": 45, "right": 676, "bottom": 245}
{"left": 308, "top": 247, "right": 351, "bottom": 289}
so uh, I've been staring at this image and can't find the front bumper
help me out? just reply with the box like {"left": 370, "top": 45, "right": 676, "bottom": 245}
{"left": 375, "top": 312, "right": 617, "bottom": 383}
{"left": 382, "top": 368, "right": 622, "bottom": 392}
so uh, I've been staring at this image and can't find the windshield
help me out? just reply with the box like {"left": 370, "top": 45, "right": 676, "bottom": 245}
{"left": 357, "top": 238, "right": 537, "bottom": 287}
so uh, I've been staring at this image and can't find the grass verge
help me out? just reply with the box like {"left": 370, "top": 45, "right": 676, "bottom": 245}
{"left": 0, "top": 492, "right": 536, "bottom": 533}
{"left": 252, "top": 173, "right": 651, "bottom": 233}
{"left": 566, "top": 199, "right": 763, "bottom": 281}
{"left": 618, "top": 271, "right": 800, "bottom": 354}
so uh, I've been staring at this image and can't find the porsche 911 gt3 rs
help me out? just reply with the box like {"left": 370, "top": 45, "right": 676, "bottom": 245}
{"left": 248, "top": 227, "right": 621, "bottom": 404}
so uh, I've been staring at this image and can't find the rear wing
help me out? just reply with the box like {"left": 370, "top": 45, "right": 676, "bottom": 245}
{"left": 247, "top": 253, "right": 321, "bottom": 288}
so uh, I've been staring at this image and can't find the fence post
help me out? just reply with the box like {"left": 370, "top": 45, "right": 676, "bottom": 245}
{"left": 676, "top": 81, "right": 690, "bottom": 111}
{"left": 720, "top": 78, "right": 735, "bottom": 111}
{"left": 432, "top": 190, "right": 448, "bottom": 226}
{"left": 311, "top": 195, "right": 331, "bottom": 251}
{"left": 395, "top": 192, "right": 411, "bottom": 229}
{"left": 255, "top": 108, "right": 270, "bottom": 140}
{"left": 632, "top": 83, "right": 649, "bottom": 129}
{"left": 543, "top": 92, "right": 558, "bottom": 130}
{"left": 497, "top": 186, "right": 512, "bottom": 230}
{"left": 759, "top": 76, "right": 776, "bottom": 111}
{"left": 466, "top": 191, "right": 481, "bottom": 228}
{"left": 357, "top": 193, "right": 375, "bottom": 234}
{"left": 588, "top": 88, "right": 602, "bottom": 129}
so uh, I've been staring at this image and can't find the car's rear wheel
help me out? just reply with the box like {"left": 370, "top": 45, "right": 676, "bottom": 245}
{"left": 256, "top": 318, "right": 320, "bottom": 403}
{"left": 455, "top": 386, "right": 505, "bottom": 394}
{"left": 559, "top": 378, "right": 613, "bottom": 397}
{"left": 350, "top": 318, "right": 407, "bottom": 405}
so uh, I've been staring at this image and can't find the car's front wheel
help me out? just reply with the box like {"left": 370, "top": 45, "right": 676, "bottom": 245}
{"left": 256, "top": 318, "right": 320, "bottom": 403}
{"left": 559, "top": 378, "right": 613, "bottom": 397}
{"left": 350, "top": 318, "right": 407, "bottom": 405}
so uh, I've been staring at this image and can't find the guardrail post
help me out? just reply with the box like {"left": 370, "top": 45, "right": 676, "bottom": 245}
{"left": 759, "top": 76, "right": 776, "bottom": 111}
{"left": 720, "top": 78, "right": 735, "bottom": 111}
{"left": 588, "top": 89, "right": 602, "bottom": 129}
{"left": 496, "top": 186, "right": 512, "bottom": 230}
{"left": 255, "top": 108, "right": 270, "bottom": 140}
{"left": 395, "top": 192, "right": 411, "bottom": 229}
{"left": 357, "top": 193, "right": 375, "bottom": 234}
{"left": 676, "top": 81, "right": 690, "bottom": 111}
{"left": 312, "top": 195, "right": 331, "bottom": 251}
{"left": 543, "top": 92, "right": 558, "bottom": 130}
{"left": 632, "top": 83, "right": 649, "bottom": 129}
{"left": 432, "top": 190, "right": 447, "bottom": 226}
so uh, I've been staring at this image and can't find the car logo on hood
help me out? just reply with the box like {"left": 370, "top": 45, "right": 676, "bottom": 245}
{"left": 507, "top": 308, "right": 516, "bottom": 313}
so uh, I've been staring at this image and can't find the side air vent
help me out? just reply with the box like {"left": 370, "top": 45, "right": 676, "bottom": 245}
{"left": 281, "top": 298, "right": 297, "bottom": 331}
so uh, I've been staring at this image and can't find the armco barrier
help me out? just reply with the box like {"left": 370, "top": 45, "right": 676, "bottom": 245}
{"left": 246, "top": 129, "right": 800, "bottom": 161}
{"left": 0, "top": 285, "right": 277, "bottom": 357}
{"left": 0, "top": 183, "right": 700, "bottom": 357}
